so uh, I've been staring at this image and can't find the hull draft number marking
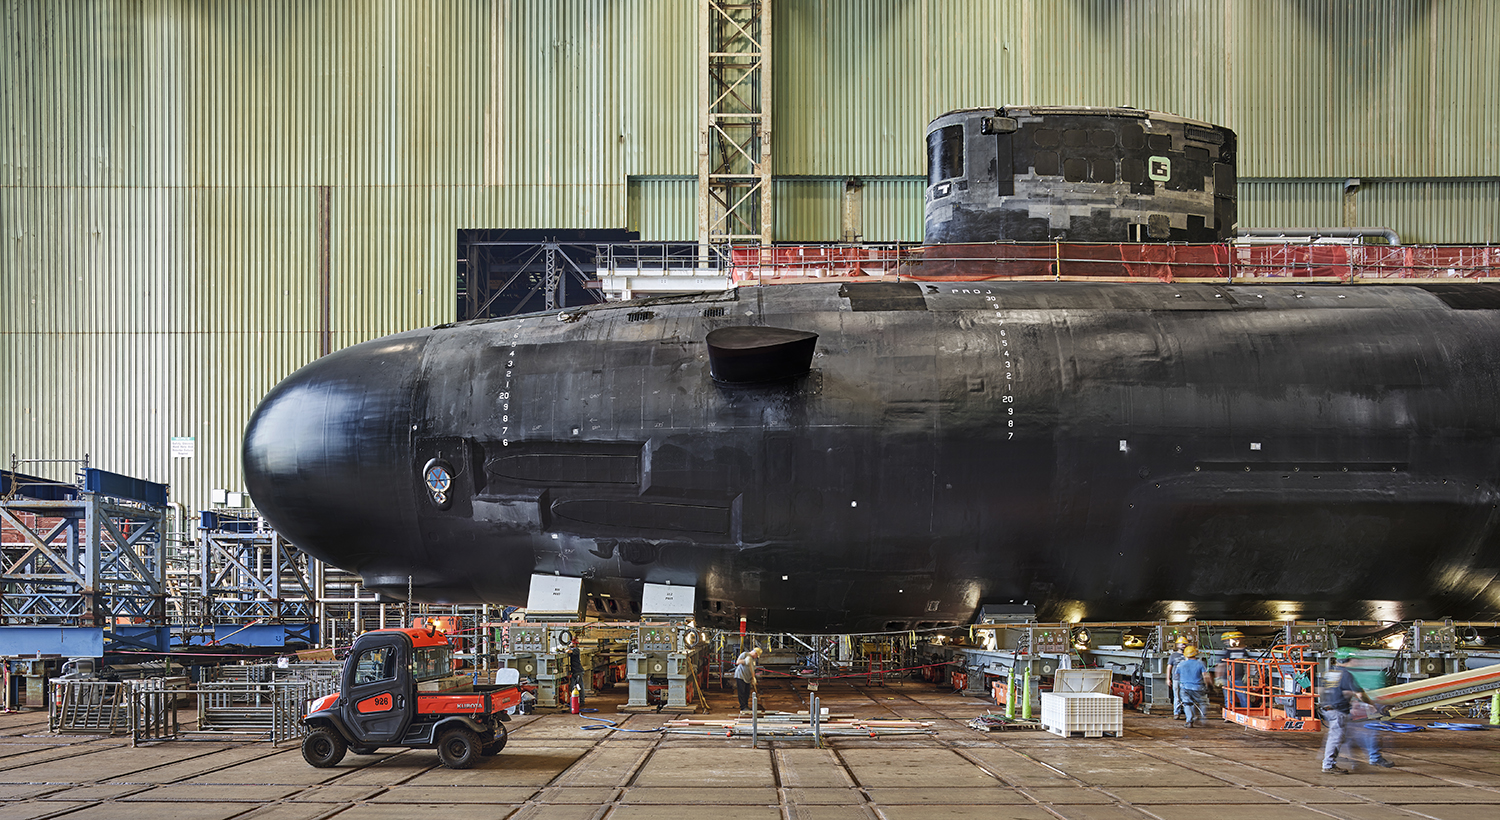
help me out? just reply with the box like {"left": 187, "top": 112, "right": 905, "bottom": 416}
{"left": 952, "top": 287, "right": 1018, "bottom": 442}
{"left": 988, "top": 291, "right": 1017, "bottom": 441}
{"left": 502, "top": 332, "right": 518, "bottom": 446}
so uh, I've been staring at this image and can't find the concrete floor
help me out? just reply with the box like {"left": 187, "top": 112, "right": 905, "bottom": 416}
{"left": 2, "top": 676, "right": 1498, "bottom": 820}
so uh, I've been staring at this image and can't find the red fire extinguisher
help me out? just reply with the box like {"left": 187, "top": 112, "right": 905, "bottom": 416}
{"left": 570, "top": 684, "right": 581, "bottom": 715}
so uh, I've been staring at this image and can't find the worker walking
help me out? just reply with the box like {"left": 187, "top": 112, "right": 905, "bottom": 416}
{"left": 1321, "top": 648, "right": 1395, "bottom": 773}
{"left": 1166, "top": 636, "right": 1189, "bottom": 720}
{"left": 1218, "top": 632, "right": 1249, "bottom": 709}
{"left": 734, "top": 646, "right": 762, "bottom": 713}
{"left": 1174, "top": 645, "right": 1213, "bottom": 727}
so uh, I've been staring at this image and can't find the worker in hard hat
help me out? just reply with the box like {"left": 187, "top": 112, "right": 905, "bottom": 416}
{"left": 1174, "top": 645, "right": 1214, "bottom": 727}
{"left": 1321, "top": 648, "right": 1395, "bottom": 774}
{"left": 734, "top": 646, "right": 763, "bottom": 713}
{"left": 1165, "top": 636, "right": 1189, "bottom": 720}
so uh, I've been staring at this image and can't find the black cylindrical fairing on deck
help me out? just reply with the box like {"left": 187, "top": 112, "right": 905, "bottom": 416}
{"left": 706, "top": 326, "right": 818, "bottom": 384}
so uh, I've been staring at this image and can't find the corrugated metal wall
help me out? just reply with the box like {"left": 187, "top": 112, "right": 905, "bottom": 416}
{"left": 3, "top": 1, "right": 1496, "bottom": 508}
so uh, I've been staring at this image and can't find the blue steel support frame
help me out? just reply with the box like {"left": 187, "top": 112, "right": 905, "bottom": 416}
{"left": 1, "top": 475, "right": 169, "bottom": 657}
{"left": 197, "top": 513, "right": 316, "bottom": 644}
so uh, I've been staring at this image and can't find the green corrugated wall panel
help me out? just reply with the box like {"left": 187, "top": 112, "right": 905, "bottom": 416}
{"left": 860, "top": 178, "right": 924, "bottom": 244}
{"left": 1355, "top": 180, "right": 1500, "bottom": 245}
{"left": 1236, "top": 181, "right": 1345, "bottom": 234}
{"left": 773, "top": 0, "right": 1497, "bottom": 179}
{"left": 1231, "top": 1, "right": 1499, "bottom": 177}
{"left": 621, "top": 1, "right": 697, "bottom": 175}
{"left": 0, "top": 185, "right": 320, "bottom": 509}
{"left": 774, "top": 179, "right": 840, "bottom": 241}
{"left": 1027, "top": 0, "right": 1228, "bottom": 125}
{"left": 628, "top": 178, "right": 696, "bottom": 240}
{"left": 777, "top": 0, "right": 1024, "bottom": 176}
{"left": 1, "top": 0, "right": 640, "bottom": 188}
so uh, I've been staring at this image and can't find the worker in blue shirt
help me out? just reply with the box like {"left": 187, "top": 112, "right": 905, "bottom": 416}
{"left": 1321, "top": 648, "right": 1394, "bottom": 773}
{"left": 1174, "top": 645, "right": 1213, "bottom": 727}
{"left": 1165, "top": 636, "right": 1188, "bottom": 720}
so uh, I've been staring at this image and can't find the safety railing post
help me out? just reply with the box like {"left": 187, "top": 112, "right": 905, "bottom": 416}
{"left": 751, "top": 691, "right": 758, "bottom": 748}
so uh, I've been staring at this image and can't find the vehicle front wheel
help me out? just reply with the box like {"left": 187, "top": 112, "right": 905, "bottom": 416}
{"left": 302, "top": 726, "right": 348, "bottom": 768}
{"left": 481, "top": 722, "right": 509, "bottom": 756}
{"left": 436, "top": 726, "right": 482, "bottom": 769}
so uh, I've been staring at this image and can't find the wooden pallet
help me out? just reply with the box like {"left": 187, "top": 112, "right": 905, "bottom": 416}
{"left": 1043, "top": 724, "right": 1122, "bottom": 738}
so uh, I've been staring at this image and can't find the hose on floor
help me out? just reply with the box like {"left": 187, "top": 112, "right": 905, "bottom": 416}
{"left": 580, "top": 713, "right": 664, "bottom": 733}
{"left": 1366, "top": 721, "right": 1423, "bottom": 732}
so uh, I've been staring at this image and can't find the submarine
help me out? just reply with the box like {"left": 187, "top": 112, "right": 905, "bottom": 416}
{"left": 243, "top": 107, "right": 1500, "bottom": 631}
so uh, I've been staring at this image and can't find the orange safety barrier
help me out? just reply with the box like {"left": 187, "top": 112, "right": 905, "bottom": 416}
{"left": 1221, "top": 644, "right": 1322, "bottom": 732}
{"left": 727, "top": 242, "right": 1500, "bottom": 285}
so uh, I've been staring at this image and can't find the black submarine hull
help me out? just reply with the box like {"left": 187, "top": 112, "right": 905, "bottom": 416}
{"left": 243, "top": 280, "right": 1500, "bottom": 631}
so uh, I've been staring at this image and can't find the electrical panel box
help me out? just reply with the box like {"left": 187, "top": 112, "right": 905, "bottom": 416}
{"left": 1409, "top": 620, "right": 1457, "bottom": 653}
{"left": 637, "top": 626, "right": 675, "bottom": 652}
{"left": 1030, "top": 627, "right": 1070, "bottom": 653}
{"left": 508, "top": 626, "right": 546, "bottom": 653}
{"left": 1285, "top": 623, "right": 1332, "bottom": 651}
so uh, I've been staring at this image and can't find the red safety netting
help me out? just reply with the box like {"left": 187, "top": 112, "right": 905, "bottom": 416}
{"left": 728, "top": 242, "right": 1500, "bottom": 285}
{"left": 730, "top": 245, "right": 903, "bottom": 283}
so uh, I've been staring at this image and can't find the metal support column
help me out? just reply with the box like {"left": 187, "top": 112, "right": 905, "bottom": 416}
{"left": 698, "top": 0, "right": 772, "bottom": 246}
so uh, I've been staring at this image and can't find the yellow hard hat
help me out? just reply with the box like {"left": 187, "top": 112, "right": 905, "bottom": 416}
{"left": 1183, "top": 645, "right": 1199, "bottom": 658}
{"left": 1175, "top": 636, "right": 1188, "bottom": 646}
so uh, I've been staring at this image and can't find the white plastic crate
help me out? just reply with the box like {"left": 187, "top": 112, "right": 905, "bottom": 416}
{"left": 1040, "top": 692, "right": 1123, "bottom": 738}
{"left": 1054, "top": 669, "right": 1113, "bottom": 694}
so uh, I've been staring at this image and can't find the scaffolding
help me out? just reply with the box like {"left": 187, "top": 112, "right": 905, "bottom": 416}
{"left": 189, "top": 507, "right": 436, "bottom": 650}
{"left": 699, "top": 0, "right": 772, "bottom": 245}
{"left": 1, "top": 464, "right": 170, "bottom": 655}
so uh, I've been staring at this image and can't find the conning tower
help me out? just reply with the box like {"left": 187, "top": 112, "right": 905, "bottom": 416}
{"left": 924, "top": 106, "right": 1237, "bottom": 244}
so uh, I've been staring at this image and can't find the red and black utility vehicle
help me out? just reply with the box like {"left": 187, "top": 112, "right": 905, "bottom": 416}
{"left": 301, "top": 626, "right": 522, "bottom": 769}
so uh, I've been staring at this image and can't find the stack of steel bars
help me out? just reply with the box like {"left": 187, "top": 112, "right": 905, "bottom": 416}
{"left": 662, "top": 712, "right": 933, "bottom": 737}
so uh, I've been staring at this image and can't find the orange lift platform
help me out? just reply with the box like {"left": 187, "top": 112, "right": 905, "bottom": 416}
{"left": 1221, "top": 644, "right": 1322, "bottom": 732}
